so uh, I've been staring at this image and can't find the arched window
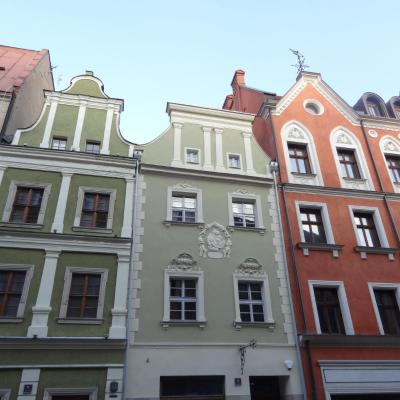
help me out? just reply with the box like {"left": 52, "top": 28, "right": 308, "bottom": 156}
{"left": 380, "top": 136, "right": 400, "bottom": 193}
{"left": 281, "top": 121, "right": 323, "bottom": 186}
{"left": 364, "top": 94, "right": 388, "bottom": 117}
{"left": 330, "top": 127, "right": 374, "bottom": 191}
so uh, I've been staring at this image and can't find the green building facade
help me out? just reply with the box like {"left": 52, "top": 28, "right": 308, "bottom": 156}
{"left": 0, "top": 72, "right": 138, "bottom": 399}
{"left": 126, "top": 104, "right": 304, "bottom": 400}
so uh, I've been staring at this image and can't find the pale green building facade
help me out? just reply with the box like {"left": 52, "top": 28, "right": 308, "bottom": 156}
{"left": 126, "top": 104, "right": 303, "bottom": 400}
{"left": 0, "top": 72, "right": 138, "bottom": 399}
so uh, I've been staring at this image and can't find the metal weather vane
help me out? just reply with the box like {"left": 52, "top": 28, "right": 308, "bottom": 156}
{"left": 290, "top": 49, "right": 309, "bottom": 74}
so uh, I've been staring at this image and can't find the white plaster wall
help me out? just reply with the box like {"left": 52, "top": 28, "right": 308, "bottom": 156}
{"left": 126, "top": 346, "right": 303, "bottom": 400}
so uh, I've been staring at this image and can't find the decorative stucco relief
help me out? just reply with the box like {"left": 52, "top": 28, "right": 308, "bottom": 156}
{"left": 336, "top": 131, "right": 352, "bottom": 145}
{"left": 199, "top": 222, "right": 232, "bottom": 259}
{"left": 288, "top": 126, "right": 305, "bottom": 140}
{"left": 236, "top": 258, "right": 265, "bottom": 276}
{"left": 383, "top": 139, "right": 400, "bottom": 152}
{"left": 168, "top": 253, "right": 199, "bottom": 272}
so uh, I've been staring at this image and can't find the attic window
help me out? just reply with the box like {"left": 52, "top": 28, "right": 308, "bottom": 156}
{"left": 304, "top": 100, "right": 324, "bottom": 116}
{"left": 0, "top": 66, "right": 5, "bottom": 71}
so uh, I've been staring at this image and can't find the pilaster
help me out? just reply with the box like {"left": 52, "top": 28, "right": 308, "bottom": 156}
{"left": 105, "top": 367, "right": 124, "bottom": 400}
{"left": 51, "top": 172, "right": 72, "bottom": 233}
{"left": 202, "top": 126, "right": 213, "bottom": 170}
{"left": 242, "top": 132, "right": 256, "bottom": 174}
{"left": 171, "top": 122, "right": 183, "bottom": 167}
{"left": 121, "top": 177, "right": 135, "bottom": 238}
{"left": 40, "top": 101, "right": 58, "bottom": 148}
{"left": 17, "top": 368, "right": 40, "bottom": 400}
{"left": 27, "top": 250, "right": 60, "bottom": 337}
{"left": 215, "top": 128, "right": 224, "bottom": 171}
{"left": 71, "top": 102, "right": 87, "bottom": 151}
{"left": 0, "top": 166, "right": 5, "bottom": 186}
{"left": 101, "top": 108, "right": 114, "bottom": 155}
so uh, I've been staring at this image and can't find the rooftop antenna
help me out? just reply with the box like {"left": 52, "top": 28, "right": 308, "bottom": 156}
{"left": 290, "top": 49, "right": 309, "bottom": 75}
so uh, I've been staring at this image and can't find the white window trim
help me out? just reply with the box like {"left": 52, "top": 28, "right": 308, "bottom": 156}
{"left": 43, "top": 387, "right": 97, "bottom": 400}
{"left": 228, "top": 192, "right": 264, "bottom": 229}
{"left": 308, "top": 280, "right": 354, "bottom": 335}
{"left": 295, "top": 201, "right": 335, "bottom": 244}
{"left": 1, "top": 180, "right": 52, "bottom": 225}
{"left": 73, "top": 186, "right": 117, "bottom": 230}
{"left": 348, "top": 205, "right": 389, "bottom": 248}
{"left": 59, "top": 266, "right": 108, "bottom": 322}
{"left": 303, "top": 98, "right": 325, "bottom": 116}
{"left": 166, "top": 185, "right": 203, "bottom": 223}
{"left": 227, "top": 152, "right": 243, "bottom": 171}
{"left": 0, "top": 264, "right": 34, "bottom": 320}
{"left": 184, "top": 147, "right": 201, "bottom": 166}
{"left": 162, "top": 269, "right": 206, "bottom": 325}
{"left": 232, "top": 272, "right": 274, "bottom": 326}
{"left": 368, "top": 282, "right": 400, "bottom": 335}
{"left": 281, "top": 121, "right": 324, "bottom": 186}
{"left": 379, "top": 135, "right": 400, "bottom": 193}
{"left": 0, "top": 390, "right": 10, "bottom": 400}
{"left": 330, "top": 127, "right": 374, "bottom": 190}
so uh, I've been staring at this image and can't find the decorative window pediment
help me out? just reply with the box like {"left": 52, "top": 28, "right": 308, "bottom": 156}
{"left": 168, "top": 253, "right": 199, "bottom": 272}
{"left": 236, "top": 258, "right": 265, "bottom": 277}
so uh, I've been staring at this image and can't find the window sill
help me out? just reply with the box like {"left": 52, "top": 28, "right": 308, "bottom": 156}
{"left": 291, "top": 172, "right": 317, "bottom": 177}
{"left": 228, "top": 226, "right": 266, "bottom": 235}
{"left": 0, "top": 317, "right": 23, "bottom": 323}
{"left": 354, "top": 245, "right": 397, "bottom": 261}
{"left": 297, "top": 242, "right": 343, "bottom": 258}
{"left": 72, "top": 226, "right": 114, "bottom": 235}
{"left": 57, "top": 318, "right": 104, "bottom": 325}
{"left": 0, "top": 222, "right": 43, "bottom": 230}
{"left": 343, "top": 177, "right": 367, "bottom": 182}
{"left": 233, "top": 321, "right": 275, "bottom": 330}
{"left": 161, "top": 320, "right": 207, "bottom": 329}
{"left": 163, "top": 220, "right": 204, "bottom": 229}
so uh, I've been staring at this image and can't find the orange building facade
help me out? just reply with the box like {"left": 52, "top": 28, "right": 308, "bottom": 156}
{"left": 224, "top": 70, "right": 400, "bottom": 399}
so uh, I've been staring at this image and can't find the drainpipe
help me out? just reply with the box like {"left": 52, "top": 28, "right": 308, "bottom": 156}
{"left": 122, "top": 151, "right": 142, "bottom": 400}
{"left": 360, "top": 120, "right": 400, "bottom": 246}
{"left": 270, "top": 162, "right": 307, "bottom": 400}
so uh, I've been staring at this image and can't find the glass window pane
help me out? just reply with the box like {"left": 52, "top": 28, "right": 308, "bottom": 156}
{"left": 172, "top": 197, "right": 183, "bottom": 208}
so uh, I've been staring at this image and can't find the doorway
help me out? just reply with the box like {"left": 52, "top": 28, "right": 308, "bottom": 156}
{"left": 249, "top": 376, "right": 281, "bottom": 400}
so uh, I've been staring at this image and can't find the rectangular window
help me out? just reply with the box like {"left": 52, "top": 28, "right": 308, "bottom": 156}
{"left": 374, "top": 289, "right": 400, "bottom": 335}
{"left": 386, "top": 155, "right": 400, "bottom": 183}
{"left": 85, "top": 141, "right": 101, "bottom": 154}
{"left": 288, "top": 143, "right": 311, "bottom": 174}
{"left": 314, "top": 287, "right": 346, "bottom": 334}
{"left": 232, "top": 200, "right": 255, "bottom": 228}
{"left": 51, "top": 137, "right": 67, "bottom": 150}
{"left": 169, "top": 278, "right": 197, "bottom": 321}
{"left": 337, "top": 149, "right": 361, "bottom": 179}
{"left": 353, "top": 212, "right": 380, "bottom": 247}
{"left": 238, "top": 281, "right": 264, "bottom": 322}
{"left": 186, "top": 149, "right": 199, "bottom": 164}
{"left": 300, "top": 207, "right": 327, "bottom": 244}
{"left": 66, "top": 273, "right": 101, "bottom": 319}
{"left": 367, "top": 102, "right": 381, "bottom": 117}
{"left": 228, "top": 154, "right": 241, "bottom": 169}
{"left": 80, "top": 193, "right": 110, "bottom": 228}
{"left": 10, "top": 187, "right": 44, "bottom": 224}
{"left": 0, "top": 270, "right": 27, "bottom": 317}
{"left": 172, "top": 195, "right": 196, "bottom": 223}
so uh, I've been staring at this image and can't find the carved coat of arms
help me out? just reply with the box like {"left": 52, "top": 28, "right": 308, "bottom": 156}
{"left": 199, "top": 222, "right": 232, "bottom": 259}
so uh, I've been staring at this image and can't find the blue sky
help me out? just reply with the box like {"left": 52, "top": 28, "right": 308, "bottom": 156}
{"left": 3, "top": 0, "right": 399, "bottom": 143}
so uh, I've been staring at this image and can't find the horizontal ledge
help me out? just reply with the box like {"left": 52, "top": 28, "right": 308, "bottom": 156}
{"left": 291, "top": 173, "right": 317, "bottom": 177}
{"left": 233, "top": 321, "right": 275, "bottom": 329}
{"left": 161, "top": 320, "right": 207, "bottom": 328}
{"left": 343, "top": 177, "right": 368, "bottom": 182}
{"left": 72, "top": 226, "right": 114, "bottom": 236}
{"left": 300, "top": 334, "right": 400, "bottom": 347}
{"left": 163, "top": 220, "right": 205, "bottom": 228}
{"left": 228, "top": 226, "right": 266, "bottom": 234}
{"left": 57, "top": 318, "right": 104, "bottom": 325}
{"left": 0, "top": 318, "right": 23, "bottom": 323}
{"left": 0, "top": 222, "right": 43, "bottom": 230}
{"left": 354, "top": 246, "right": 398, "bottom": 254}
{"left": 297, "top": 242, "right": 344, "bottom": 251}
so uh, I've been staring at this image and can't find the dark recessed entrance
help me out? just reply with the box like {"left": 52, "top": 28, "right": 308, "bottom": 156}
{"left": 52, "top": 396, "right": 90, "bottom": 400}
{"left": 249, "top": 376, "right": 281, "bottom": 400}
{"left": 160, "top": 376, "right": 225, "bottom": 400}
{"left": 331, "top": 395, "right": 400, "bottom": 400}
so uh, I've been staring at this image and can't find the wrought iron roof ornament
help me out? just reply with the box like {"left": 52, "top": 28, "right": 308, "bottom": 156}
{"left": 290, "top": 49, "right": 309, "bottom": 75}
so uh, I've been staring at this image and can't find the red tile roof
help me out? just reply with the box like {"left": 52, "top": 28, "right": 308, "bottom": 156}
{"left": 0, "top": 45, "right": 49, "bottom": 92}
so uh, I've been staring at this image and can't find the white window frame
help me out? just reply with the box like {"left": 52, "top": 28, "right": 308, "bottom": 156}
{"left": 368, "top": 282, "right": 400, "bottom": 335}
{"left": 281, "top": 121, "right": 324, "bottom": 186}
{"left": 43, "top": 387, "right": 97, "bottom": 400}
{"left": 309, "top": 280, "right": 354, "bottom": 335}
{"left": 233, "top": 273, "right": 274, "bottom": 326}
{"left": 348, "top": 205, "right": 389, "bottom": 248}
{"left": 379, "top": 135, "right": 400, "bottom": 193}
{"left": 73, "top": 186, "right": 117, "bottom": 231}
{"left": 295, "top": 201, "right": 335, "bottom": 244}
{"left": 228, "top": 192, "right": 264, "bottom": 229}
{"left": 0, "top": 390, "right": 10, "bottom": 400}
{"left": 227, "top": 153, "right": 243, "bottom": 170}
{"left": 59, "top": 267, "right": 108, "bottom": 322}
{"left": 166, "top": 185, "right": 203, "bottom": 223}
{"left": 184, "top": 147, "right": 201, "bottom": 165}
{"left": 0, "top": 264, "right": 34, "bottom": 321}
{"left": 51, "top": 136, "right": 67, "bottom": 150}
{"left": 1, "top": 181, "right": 52, "bottom": 225}
{"left": 330, "top": 127, "right": 374, "bottom": 191}
{"left": 163, "top": 269, "right": 205, "bottom": 325}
